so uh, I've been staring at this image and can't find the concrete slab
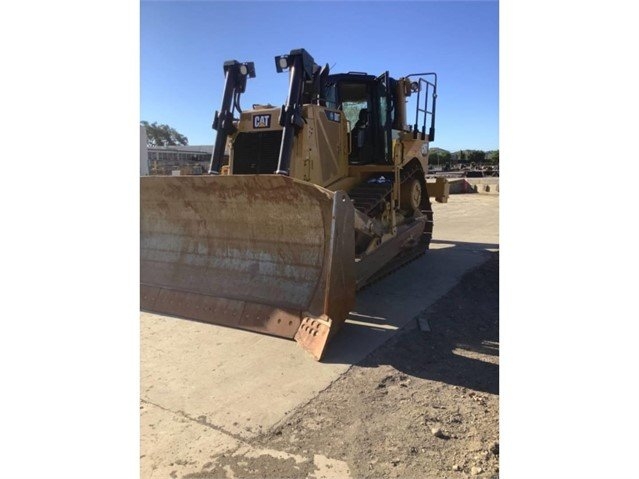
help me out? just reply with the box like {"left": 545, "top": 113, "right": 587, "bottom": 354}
{"left": 141, "top": 395, "right": 351, "bottom": 479}
{"left": 140, "top": 400, "right": 242, "bottom": 479}
{"left": 447, "top": 177, "right": 500, "bottom": 195}
{"left": 140, "top": 194, "right": 499, "bottom": 475}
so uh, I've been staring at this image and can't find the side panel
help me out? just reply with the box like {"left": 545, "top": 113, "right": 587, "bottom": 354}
{"left": 399, "top": 134, "right": 429, "bottom": 171}
{"left": 306, "top": 105, "right": 348, "bottom": 188}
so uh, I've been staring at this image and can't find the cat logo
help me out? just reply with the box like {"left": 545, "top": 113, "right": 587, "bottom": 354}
{"left": 253, "top": 114, "right": 271, "bottom": 129}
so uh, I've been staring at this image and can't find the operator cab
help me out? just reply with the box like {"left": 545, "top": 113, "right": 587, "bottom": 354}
{"left": 324, "top": 72, "right": 394, "bottom": 165}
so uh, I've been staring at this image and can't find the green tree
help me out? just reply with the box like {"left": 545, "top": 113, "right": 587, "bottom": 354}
{"left": 468, "top": 150, "right": 486, "bottom": 163}
{"left": 485, "top": 150, "right": 499, "bottom": 165}
{"left": 429, "top": 147, "right": 451, "bottom": 166}
{"left": 141, "top": 121, "right": 188, "bottom": 147}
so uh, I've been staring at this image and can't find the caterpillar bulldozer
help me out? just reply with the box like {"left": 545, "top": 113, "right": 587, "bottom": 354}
{"left": 141, "top": 48, "right": 440, "bottom": 360}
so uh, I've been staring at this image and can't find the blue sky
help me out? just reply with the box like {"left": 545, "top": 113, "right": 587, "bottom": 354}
{"left": 141, "top": 1, "right": 498, "bottom": 151}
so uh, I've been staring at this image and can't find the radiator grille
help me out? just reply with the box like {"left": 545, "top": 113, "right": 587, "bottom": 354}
{"left": 232, "top": 131, "right": 283, "bottom": 174}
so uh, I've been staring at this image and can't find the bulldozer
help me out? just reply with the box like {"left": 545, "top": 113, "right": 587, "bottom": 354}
{"left": 141, "top": 48, "right": 441, "bottom": 360}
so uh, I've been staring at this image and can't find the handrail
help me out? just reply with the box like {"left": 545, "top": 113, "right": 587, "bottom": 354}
{"left": 405, "top": 73, "right": 437, "bottom": 142}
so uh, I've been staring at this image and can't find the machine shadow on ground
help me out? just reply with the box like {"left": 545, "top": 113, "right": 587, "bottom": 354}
{"left": 322, "top": 244, "right": 499, "bottom": 396}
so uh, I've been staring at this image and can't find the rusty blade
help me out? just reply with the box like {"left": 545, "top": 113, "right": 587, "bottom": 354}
{"left": 140, "top": 175, "right": 355, "bottom": 359}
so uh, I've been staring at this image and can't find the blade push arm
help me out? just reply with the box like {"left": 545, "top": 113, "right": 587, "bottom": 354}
{"left": 209, "top": 60, "right": 256, "bottom": 174}
{"left": 273, "top": 49, "right": 316, "bottom": 176}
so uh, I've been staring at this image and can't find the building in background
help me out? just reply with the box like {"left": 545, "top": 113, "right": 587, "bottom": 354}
{"left": 146, "top": 145, "right": 215, "bottom": 175}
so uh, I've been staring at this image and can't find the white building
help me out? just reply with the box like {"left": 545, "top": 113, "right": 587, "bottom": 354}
{"left": 146, "top": 145, "right": 214, "bottom": 175}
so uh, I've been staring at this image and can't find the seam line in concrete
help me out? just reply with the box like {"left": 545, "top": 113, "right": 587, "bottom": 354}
{"left": 141, "top": 397, "right": 248, "bottom": 443}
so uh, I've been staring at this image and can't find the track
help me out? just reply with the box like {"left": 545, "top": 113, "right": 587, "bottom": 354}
{"left": 357, "top": 208, "right": 433, "bottom": 290}
{"left": 353, "top": 164, "right": 434, "bottom": 291}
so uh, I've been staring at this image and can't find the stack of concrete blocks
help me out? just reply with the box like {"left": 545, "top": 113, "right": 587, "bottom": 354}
{"left": 447, "top": 177, "right": 499, "bottom": 195}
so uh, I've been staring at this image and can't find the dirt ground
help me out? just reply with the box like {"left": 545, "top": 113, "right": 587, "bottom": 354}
{"left": 183, "top": 252, "right": 499, "bottom": 479}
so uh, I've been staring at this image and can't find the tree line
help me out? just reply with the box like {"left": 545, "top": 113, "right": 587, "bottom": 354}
{"left": 140, "top": 121, "right": 499, "bottom": 169}
{"left": 429, "top": 148, "right": 499, "bottom": 166}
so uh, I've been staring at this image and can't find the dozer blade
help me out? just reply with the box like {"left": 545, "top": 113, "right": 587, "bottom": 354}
{"left": 140, "top": 175, "right": 355, "bottom": 360}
